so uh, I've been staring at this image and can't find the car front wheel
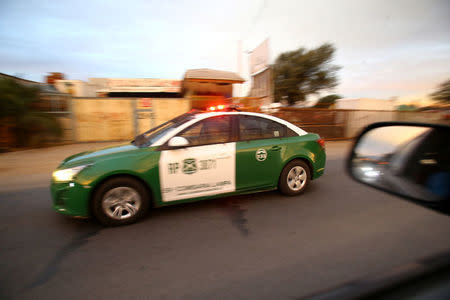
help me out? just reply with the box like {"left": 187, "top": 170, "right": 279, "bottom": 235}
{"left": 92, "top": 177, "right": 149, "bottom": 226}
{"left": 279, "top": 160, "right": 311, "bottom": 196}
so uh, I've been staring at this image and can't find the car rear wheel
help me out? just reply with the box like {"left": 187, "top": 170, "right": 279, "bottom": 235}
{"left": 279, "top": 160, "right": 311, "bottom": 196}
{"left": 92, "top": 177, "right": 149, "bottom": 226}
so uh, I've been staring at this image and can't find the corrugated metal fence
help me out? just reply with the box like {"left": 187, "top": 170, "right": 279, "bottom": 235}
{"left": 270, "top": 108, "right": 449, "bottom": 140}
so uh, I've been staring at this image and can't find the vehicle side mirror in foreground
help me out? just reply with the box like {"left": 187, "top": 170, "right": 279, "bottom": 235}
{"left": 168, "top": 136, "right": 189, "bottom": 148}
{"left": 347, "top": 122, "right": 450, "bottom": 215}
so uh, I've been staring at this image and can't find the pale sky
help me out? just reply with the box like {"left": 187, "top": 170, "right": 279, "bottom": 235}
{"left": 355, "top": 126, "right": 430, "bottom": 156}
{"left": 0, "top": 0, "right": 449, "bottom": 99}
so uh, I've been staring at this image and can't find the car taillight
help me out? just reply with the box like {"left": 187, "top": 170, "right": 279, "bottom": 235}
{"left": 317, "top": 138, "right": 325, "bottom": 149}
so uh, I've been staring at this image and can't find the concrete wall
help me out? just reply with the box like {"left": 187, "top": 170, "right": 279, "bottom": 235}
{"left": 345, "top": 110, "right": 397, "bottom": 138}
{"left": 336, "top": 98, "right": 396, "bottom": 111}
{"left": 71, "top": 98, "right": 191, "bottom": 142}
{"left": 153, "top": 98, "right": 191, "bottom": 126}
{"left": 73, "top": 98, "right": 135, "bottom": 142}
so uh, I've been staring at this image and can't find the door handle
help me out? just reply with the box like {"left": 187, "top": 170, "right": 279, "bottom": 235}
{"left": 270, "top": 146, "right": 281, "bottom": 151}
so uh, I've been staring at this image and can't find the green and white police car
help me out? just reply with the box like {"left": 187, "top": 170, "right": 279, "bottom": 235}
{"left": 51, "top": 109, "right": 326, "bottom": 226}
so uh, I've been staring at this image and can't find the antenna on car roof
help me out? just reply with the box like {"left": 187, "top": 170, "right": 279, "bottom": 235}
{"left": 225, "top": 105, "right": 241, "bottom": 112}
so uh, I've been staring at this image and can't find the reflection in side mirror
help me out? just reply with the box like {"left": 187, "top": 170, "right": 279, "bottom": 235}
{"left": 348, "top": 123, "right": 450, "bottom": 214}
{"left": 168, "top": 136, "right": 189, "bottom": 147}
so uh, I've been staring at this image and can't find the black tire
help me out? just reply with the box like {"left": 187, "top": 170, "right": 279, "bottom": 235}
{"left": 92, "top": 177, "right": 150, "bottom": 226}
{"left": 278, "top": 159, "right": 311, "bottom": 196}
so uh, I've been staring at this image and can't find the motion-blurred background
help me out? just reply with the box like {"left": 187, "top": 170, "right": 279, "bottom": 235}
{"left": 1, "top": 0, "right": 449, "bottom": 150}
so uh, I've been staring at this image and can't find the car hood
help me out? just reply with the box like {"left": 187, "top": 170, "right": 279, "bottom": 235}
{"left": 61, "top": 143, "right": 139, "bottom": 166}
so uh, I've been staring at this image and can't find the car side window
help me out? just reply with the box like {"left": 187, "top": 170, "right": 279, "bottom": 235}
{"left": 239, "top": 116, "right": 286, "bottom": 141}
{"left": 178, "top": 116, "right": 231, "bottom": 146}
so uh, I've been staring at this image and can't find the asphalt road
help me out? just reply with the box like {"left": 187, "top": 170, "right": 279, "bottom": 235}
{"left": 1, "top": 142, "right": 450, "bottom": 299}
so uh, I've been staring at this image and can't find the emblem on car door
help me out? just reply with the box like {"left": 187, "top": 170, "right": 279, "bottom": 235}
{"left": 255, "top": 149, "right": 267, "bottom": 161}
{"left": 183, "top": 158, "right": 197, "bottom": 174}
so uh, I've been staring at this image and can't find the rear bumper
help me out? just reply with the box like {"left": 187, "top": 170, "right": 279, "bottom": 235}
{"left": 50, "top": 181, "right": 91, "bottom": 217}
{"left": 312, "top": 149, "right": 326, "bottom": 179}
{"left": 313, "top": 167, "right": 325, "bottom": 179}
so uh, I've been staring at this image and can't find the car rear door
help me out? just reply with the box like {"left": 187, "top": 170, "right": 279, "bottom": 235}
{"left": 235, "top": 115, "right": 291, "bottom": 191}
{"left": 158, "top": 115, "right": 236, "bottom": 202}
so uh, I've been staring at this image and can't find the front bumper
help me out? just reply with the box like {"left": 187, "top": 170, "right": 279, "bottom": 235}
{"left": 50, "top": 181, "right": 92, "bottom": 217}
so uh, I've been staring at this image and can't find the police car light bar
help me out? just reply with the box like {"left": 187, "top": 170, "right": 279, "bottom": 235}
{"left": 207, "top": 104, "right": 241, "bottom": 112}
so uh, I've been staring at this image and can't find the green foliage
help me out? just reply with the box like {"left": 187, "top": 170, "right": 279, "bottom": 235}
{"left": 273, "top": 43, "right": 341, "bottom": 105}
{"left": 0, "top": 78, "right": 63, "bottom": 147}
{"left": 396, "top": 104, "right": 418, "bottom": 111}
{"left": 430, "top": 79, "right": 450, "bottom": 102}
{"left": 314, "top": 94, "right": 342, "bottom": 108}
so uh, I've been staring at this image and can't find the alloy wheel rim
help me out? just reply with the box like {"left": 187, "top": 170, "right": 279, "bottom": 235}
{"left": 102, "top": 187, "right": 141, "bottom": 220}
{"left": 287, "top": 166, "right": 307, "bottom": 191}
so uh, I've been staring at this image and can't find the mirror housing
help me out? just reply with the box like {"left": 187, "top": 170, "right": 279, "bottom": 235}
{"left": 168, "top": 136, "right": 189, "bottom": 148}
{"left": 347, "top": 122, "right": 450, "bottom": 215}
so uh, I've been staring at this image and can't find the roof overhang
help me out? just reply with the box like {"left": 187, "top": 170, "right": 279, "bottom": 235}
{"left": 99, "top": 87, "right": 181, "bottom": 93}
{"left": 184, "top": 78, "right": 244, "bottom": 84}
{"left": 184, "top": 68, "right": 245, "bottom": 83}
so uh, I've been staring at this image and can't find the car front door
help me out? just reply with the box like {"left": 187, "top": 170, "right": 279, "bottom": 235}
{"left": 158, "top": 115, "right": 236, "bottom": 202}
{"left": 236, "top": 115, "right": 289, "bottom": 191}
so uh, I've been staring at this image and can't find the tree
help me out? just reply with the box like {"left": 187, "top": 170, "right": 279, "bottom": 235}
{"left": 314, "top": 94, "right": 342, "bottom": 108}
{"left": 273, "top": 43, "right": 341, "bottom": 105}
{"left": 430, "top": 79, "right": 450, "bottom": 102}
{"left": 396, "top": 104, "right": 418, "bottom": 111}
{"left": 0, "top": 78, "right": 62, "bottom": 147}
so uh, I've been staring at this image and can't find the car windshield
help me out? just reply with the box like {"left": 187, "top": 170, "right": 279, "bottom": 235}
{"left": 132, "top": 111, "right": 198, "bottom": 147}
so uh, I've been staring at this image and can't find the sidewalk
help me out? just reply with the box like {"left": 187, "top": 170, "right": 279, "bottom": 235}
{"left": 0, "top": 142, "right": 123, "bottom": 192}
{"left": 0, "top": 140, "right": 352, "bottom": 192}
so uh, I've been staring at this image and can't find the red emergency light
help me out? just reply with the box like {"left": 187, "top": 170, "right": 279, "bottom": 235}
{"left": 208, "top": 105, "right": 226, "bottom": 111}
{"left": 206, "top": 104, "right": 241, "bottom": 112}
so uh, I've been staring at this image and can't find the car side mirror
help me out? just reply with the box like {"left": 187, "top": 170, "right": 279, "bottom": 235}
{"left": 168, "top": 136, "right": 189, "bottom": 148}
{"left": 347, "top": 122, "right": 450, "bottom": 215}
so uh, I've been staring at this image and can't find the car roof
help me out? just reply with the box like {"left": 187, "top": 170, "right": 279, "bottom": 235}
{"left": 151, "top": 111, "right": 307, "bottom": 147}
{"left": 193, "top": 111, "right": 307, "bottom": 136}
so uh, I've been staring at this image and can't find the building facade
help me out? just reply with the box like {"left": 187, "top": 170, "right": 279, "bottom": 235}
{"left": 249, "top": 39, "right": 273, "bottom": 105}
{"left": 182, "top": 68, "right": 245, "bottom": 109}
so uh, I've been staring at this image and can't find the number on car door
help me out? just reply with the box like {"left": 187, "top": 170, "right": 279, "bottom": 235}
{"left": 159, "top": 116, "right": 236, "bottom": 202}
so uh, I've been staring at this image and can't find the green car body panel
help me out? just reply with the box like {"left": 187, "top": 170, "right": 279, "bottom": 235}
{"left": 235, "top": 133, "right": 324, "bottom": 192}
{"left": 51, "top": 127, "right": 325, "bottom": 218}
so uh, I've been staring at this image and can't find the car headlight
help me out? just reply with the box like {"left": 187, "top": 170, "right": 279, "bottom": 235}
{"left": 52, "top": 164, "right": 91, "bottom": 182}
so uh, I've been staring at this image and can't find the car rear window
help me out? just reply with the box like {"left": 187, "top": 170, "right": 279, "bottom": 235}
{"left": 239, "top": 116, "right": 286, "bottom": 141}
